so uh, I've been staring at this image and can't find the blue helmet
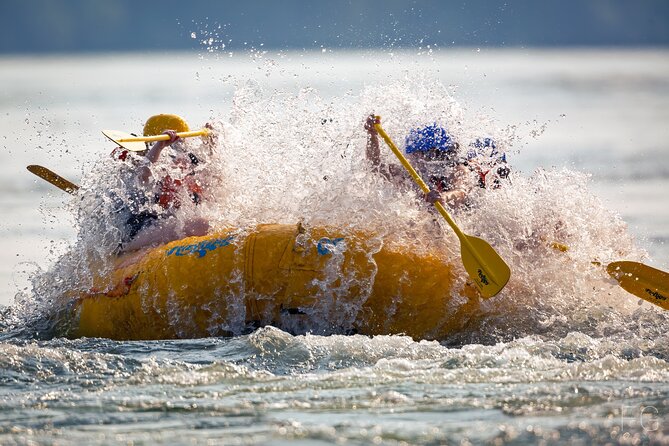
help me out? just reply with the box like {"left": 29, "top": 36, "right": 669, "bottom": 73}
{"left": 467, "top": 138, "right": 506, "bottom": 163}
{"left": 405, "top": 124, "right": 457, "bottom": 154}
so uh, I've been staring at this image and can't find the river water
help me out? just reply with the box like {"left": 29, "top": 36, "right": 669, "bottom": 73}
{"left": 0, "top": 49, "right": 668, "bottom": 444}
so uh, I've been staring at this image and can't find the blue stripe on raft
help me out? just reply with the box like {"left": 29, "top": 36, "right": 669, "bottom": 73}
{"left": 166, "top": 235, "right": 235, "bottom": 258}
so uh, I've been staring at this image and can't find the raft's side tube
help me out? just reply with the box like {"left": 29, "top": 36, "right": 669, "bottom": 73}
{"left": 74, "top": 224, "right": 478, "bottom": 340}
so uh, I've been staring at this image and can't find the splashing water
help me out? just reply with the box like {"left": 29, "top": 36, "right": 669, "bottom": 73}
{"left": 2, "top": 73, "right": 663, "bottom": 344}
{"left": 1, "top": 50, "right": 668, "bottom": 445}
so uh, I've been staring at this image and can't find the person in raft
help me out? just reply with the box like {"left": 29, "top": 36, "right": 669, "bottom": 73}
{"left": 364, "top": 115, "right": 510, "bottom": 209}
{"left": 112, "top": 114, "right": 214, "bottom": 252}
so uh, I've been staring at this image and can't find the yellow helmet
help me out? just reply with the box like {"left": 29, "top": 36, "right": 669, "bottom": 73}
{"left": 143, "top": 114, "right": 190, "bottom": 136}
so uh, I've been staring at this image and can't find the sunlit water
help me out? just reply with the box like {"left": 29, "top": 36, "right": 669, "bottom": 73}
{"left": 0, "top": 49, "right": 668, "bottom": 444}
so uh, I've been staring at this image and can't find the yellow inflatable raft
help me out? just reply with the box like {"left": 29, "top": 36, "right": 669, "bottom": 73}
{"left": 71, "top": 223, "right": 480, "bottom": 340}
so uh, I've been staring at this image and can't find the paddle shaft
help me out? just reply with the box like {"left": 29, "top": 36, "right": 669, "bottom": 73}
{"left": 116, "top": 129, "right": 209, "bottom": 143}
{"left": 374, "top": 120, "right": 506, "bottom": 288}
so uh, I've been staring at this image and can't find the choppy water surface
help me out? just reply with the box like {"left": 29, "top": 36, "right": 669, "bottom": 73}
{"left": 1, "top": 48, "right": 668, "bottom": 444}
{"left": 1, "top": 327, "right": 668, "bottom": 445}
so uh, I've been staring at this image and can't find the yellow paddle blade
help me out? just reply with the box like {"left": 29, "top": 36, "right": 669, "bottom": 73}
{"left": 102, "top": 130, "right": 147, "bottom": 152}
{"left": 607, "top": 261, "right": 669, "bottom": 311}
{"left": 27, "top": 165, "right": 79, "bottom": 194}
{"left": 460, "top": 235, "right": 511, "bottom": 298}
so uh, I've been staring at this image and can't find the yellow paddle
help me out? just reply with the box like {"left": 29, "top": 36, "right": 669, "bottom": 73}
{"left": 27, "top": 165, "right": 79, "bottom": 194}
{"left": 374, "top": 117, "right": 511, "bottom": 298}
{"left": 550, "top": 243, "right": 669, "bottom": 310}
{"left": 102, "top": 128, "right": 210, "bottom": 152}
{"left": 606, "top": 261, "right": 669, "bottom": 310}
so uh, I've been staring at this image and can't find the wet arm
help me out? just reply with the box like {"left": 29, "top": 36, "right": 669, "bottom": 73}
{"left": 365, "top": 115, "right": 402, "bottom": 182}
{"left": 442, "top": 164, "right": 470, "bottom": 207}
{"left": 139, "top": 131, "right": 178, "bottom": 183}
{"left": 365, "top": 116, "right": 382, "bottom": 170}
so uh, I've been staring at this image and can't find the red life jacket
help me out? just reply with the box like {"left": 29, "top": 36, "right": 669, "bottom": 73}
{"left": 156, "top": 162, "right": 204, "bottom": 210}
{"left": 111, "top": 147, "right": 130, "bottom": 161}
{"left": 112, "top": 147, "right": 204, "bottom": 209}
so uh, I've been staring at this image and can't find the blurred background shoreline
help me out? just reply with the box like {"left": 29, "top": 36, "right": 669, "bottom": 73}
{"left": 2, "top": 0, "right": 668, "bottom": 55}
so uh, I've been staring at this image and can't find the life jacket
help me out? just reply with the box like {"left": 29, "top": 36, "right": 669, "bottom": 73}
{"left": 465, "top": 138, "right": 510, "bottom": 189}
{"left": 421, "top": 150, "right": 510, "bottom": 192}
{"left": 111, "top": 147, "right": 130, "bottom": 161}
{"left": 155, "top": 153, "right": 203, "bottom": 210}
{"left": 428, "top": 173, "right": 455, "bottom": 193}
{"left": 465, "top": 161, "right": 510, "bottom": 189}
{"left": 112, "top": 146, "right": 203, "bottom": 210}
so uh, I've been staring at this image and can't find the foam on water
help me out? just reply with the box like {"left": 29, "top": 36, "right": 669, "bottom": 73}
{"left": 1, "top": 327, "right": 668, "bottom": 444}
